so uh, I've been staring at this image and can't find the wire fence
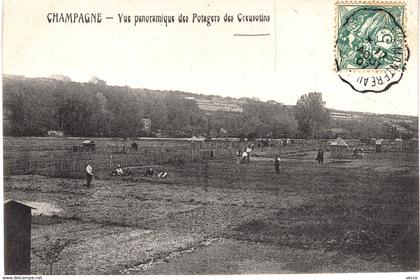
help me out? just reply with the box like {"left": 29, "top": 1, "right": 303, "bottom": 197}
{"left": 3, "top": 149, "right": 231, "bottom": 177}
{"left": 4, "top": 138, "right": 417, "bottom": 177}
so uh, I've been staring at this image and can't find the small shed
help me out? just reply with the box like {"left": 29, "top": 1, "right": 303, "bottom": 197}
{"left": 220, "top": 127, "right": 228, "bottom": 134}
{"left": 47, "top": 130, "right": 64, "bottom": 137}
{"left": 330, "top": 137, "right": 349, "bottom": 158}
{"left": 82, "top": 140, "right": 96, "bottom": 152}
{"left": 4, "top": 200, "right": 35, "bottom": 275}
{"left": 189, "top": 136, "right": 205, "bottom": 142}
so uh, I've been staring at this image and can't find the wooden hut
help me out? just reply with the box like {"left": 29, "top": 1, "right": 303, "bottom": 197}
{"left": 330, "top": 137, "right": 349, "bottom": 158}
{"left": 82, "top": 140, "right": 96, "bottom": 152}
{"left": 4, "top": 200, "right": 35, "bottom": 275}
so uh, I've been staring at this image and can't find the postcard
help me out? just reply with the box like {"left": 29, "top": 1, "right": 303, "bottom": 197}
{"left": 2, "top": 0, "right": 419, "bottom": 278}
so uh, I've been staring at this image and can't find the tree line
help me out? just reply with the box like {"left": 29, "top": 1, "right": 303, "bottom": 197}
{"left": 3, "top": 75, "right": 415, "bottom": 139}
{"left": 3, "top": 76, "right": 306, "bottom": 138}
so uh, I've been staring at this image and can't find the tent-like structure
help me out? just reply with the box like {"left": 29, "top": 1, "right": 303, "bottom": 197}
{"left": 330, "top": 137, "right": 349, "bottom": 158}
{"left": 189, "top": 136, "right": 205, "bottom": 142}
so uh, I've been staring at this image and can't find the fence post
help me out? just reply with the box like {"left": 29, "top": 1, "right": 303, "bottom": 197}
{"left": 204, "top": 160, "right": 209, "bottom": 190}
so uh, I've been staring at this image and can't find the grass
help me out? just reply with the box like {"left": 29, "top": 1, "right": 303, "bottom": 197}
{"left": 3, "top": 149, "right": 419, "bottom": 274}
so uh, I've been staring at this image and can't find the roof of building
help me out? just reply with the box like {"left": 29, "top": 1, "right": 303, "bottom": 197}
{"left": 330, "top": 137, "right": 348, "bottom": 147}
{"left": 4, "top": 199, "right": 36, "bottom": 209}
{"left": 190, "top": 136, "right": 205, "bottom": 142}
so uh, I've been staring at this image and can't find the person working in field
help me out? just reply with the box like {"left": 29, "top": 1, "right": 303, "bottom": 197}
{"left": 274, "top": 154, "right": 281, "bottom": 174}
{"left": 85, "top": 160, "right": 94, "bottom": 187}
{"left": 144, "top": 167, "right": 154, "bottom": 177}
{"left": 112, "top": 164, "right": 124, "bottom": 176}
{"left": 131, "top": 141, "right": 138, "bottom": 151}
{"left": 246, "top": 146, "right": 252, "bottom": 163}
{"left": 236, "top": 148, "right": 242, "bottom": 164}
{"left": 241, "top": 150, "right": 248, "bottom": 164}
{"left": 158, "top": 171, "right": 168, "bottom": 178}
{"left": 316, "top": 148, "right": 324, "bottom": 164}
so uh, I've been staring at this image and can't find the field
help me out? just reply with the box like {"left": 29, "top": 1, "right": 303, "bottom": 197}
{"left": 3, "top": 139, "right": 419, "bottom": 275}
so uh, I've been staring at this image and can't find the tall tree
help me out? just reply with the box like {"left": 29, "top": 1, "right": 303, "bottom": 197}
{"left": 91, "top": 92, "right": 111, "bottom": 136}
{"left": 295, "top": 92, "right": 330, "bottom": 138}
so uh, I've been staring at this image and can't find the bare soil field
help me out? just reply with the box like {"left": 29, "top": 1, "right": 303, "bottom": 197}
{"left": 3, "top": 151, "right": 418, "bottom": 274}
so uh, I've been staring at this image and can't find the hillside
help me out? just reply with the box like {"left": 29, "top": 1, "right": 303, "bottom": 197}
{"left": 2, "top": 74, "right": 418, "bottom": 139}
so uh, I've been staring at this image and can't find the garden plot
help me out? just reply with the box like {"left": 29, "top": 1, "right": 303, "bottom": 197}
{"left": 3, "top": 150, "right": 418, "bottom": 274}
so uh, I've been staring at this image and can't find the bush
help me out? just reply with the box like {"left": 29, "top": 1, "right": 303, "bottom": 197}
{"left": 32, "top": 236, "right": 72, "bottom": 275}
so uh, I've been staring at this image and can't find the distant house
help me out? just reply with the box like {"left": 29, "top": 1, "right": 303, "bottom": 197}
{"left": 220, "top": 127, "right": 228, "bottom": 134}
{"left": 267, "top": 100, "right": 284, "bottom": 105}
{"left": 190, "top": 136, "right": 205, "bottom": 142}
{"left": 323, "top": 128, "right": 346, "bottom": 139}
{"left": 195, "top": 98, "right": 243, "bottom": 113}
{"left": 82, "top": 140, "right": 96, "bottom": 152}
{"left": 47, "top": 130, "right": 64, "bottom": 137}
{"left": 330, "top": 137, "right": 349, "bottom": 158}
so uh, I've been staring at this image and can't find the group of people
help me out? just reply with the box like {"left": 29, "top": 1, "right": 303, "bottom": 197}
{"left": 144, "top": 167, "right": 168, "bottom": 178}
{"left": 84, "top": 146, "right": 327, "bottom": 186}
{"left": 237, "top": 145, "right": 253, "bottom": 164}
{"left": 84, "top": 161, "right": 170, "bottom": 186}
{"left": 111, "top": 164, "right": 124, "bottom": 176}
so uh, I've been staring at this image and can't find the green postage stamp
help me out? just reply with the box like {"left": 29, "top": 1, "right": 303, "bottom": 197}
{"left": 336, "top": 2, "right": 408, "bottom": 93}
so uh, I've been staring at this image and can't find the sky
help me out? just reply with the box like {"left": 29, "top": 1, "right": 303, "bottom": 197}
{"left": 2, "top": 0, "right": 419, "bottom": 116}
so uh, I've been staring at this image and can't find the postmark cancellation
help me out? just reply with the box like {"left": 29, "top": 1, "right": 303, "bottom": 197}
{"left": 335, "top": 1, "right": 409, "bottom": 93}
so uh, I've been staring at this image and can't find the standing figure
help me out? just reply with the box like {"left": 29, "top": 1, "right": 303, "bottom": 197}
{"left": 237, "top": 149, "right": 242, "bottom": 157}
{"left": 316, "top": 148, "right": 324, "bottom": 164}
{"left": 236, "top": 149, "right": 242, "bottom": 164}
{"left": 274, "top": 154, "right": 281, "bottom": 174}
{"left": 246, "top": 146, "right": 252, "bottom": 163}
{"left": 86, "top": 160, "right": 94, "bottom": 187}
{"left": 131, "top": 142, "right": 138, "bottom": 151}
{"left": 241, "top": 150, "right": 248, "bottom": 164}
{"left": 144, "top": 167, "right": 154, "bottom": 177}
